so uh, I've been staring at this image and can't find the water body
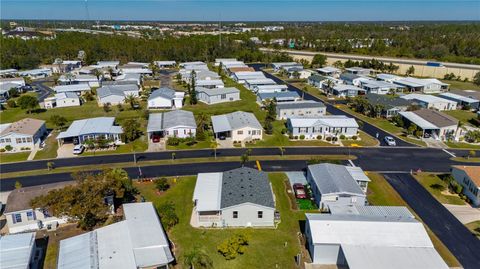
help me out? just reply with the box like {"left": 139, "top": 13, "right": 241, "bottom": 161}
{"left": 1, "top": 0, "right": 479, "bottom": 21}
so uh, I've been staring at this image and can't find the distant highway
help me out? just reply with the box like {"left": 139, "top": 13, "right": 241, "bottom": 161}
{"left": 260, "top": 48, "right": 480, "bottom": 71}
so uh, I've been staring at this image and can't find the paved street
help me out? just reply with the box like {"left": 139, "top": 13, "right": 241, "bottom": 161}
{"left": 384, "top": 173, "right": 480, "bottom": 269}
{"left": 31, "top": 79, "right": 54, "bottom": 102}
{"left": 248, "top": 63, "right": 412, "bottom": 147}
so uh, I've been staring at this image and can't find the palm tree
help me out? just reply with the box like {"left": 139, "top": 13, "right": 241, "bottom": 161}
{"left": 183, "top": 246, "right": 213, "bottom": 269}
{"left": 210, "top": 140, "right": 219, "bottom": 159}
{"left": 93, "top": 69, "right": 102, "bottom": 81}
{"left": 325, "top": 79, "right": 334, "bottom": 95}
{"left": 149, "top": 62, "right": 159, "bottom": 78}
{"left": 279, "top": 147, "right": 285, "bottom": 156}
{"left": 64, "top": 73, "right": 75, "bottom": 85}
{"left": 124, "top": 94, "right": 138, "bottom": 110}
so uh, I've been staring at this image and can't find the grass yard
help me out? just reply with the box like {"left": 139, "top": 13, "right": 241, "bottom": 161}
{"left": 0, "top": 152, "right": 30, "bottom": 163}
{"left": 135, "top": 173, "right": 305, "bottom": 269}
{"left": 413, "top": 173, "right": 465, "bottom": 205}
{"left": 41, "top": 224, "right": 86, "bottom": 269}
{"left": 0, "top": 100, "right": 147, "bottom": 128}
{"left": 342, "top": 131, "right": 379, "bottom": 147}
{"left": 444, "top": 80, "right": 480, "bottom": 91}
{"left": 451, "top": 156, "right": 480, "bottom": 163}
{"left": 83, "top": 136, "right": 148, "bottom": 156}
{"left": 366, "top": 173, "right": 460, "bottom": 267}
{"left": 445, "top": 141, "right": 480, "bottom": 150}
{"left": 443, "top": 110, "right": 478, "bottom": 124}
{"left": 34, "top": 132, "right": 59, "bottom": 160}
{"left": 166, "top": 139, "right": 213, "bottom": 150}
{"left": 465, "top": 221, "right": 480, "bottom": 239}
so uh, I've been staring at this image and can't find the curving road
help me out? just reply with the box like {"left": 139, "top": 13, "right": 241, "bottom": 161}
{"left": 31, "top": 79, "right": 54, "bottom": 102}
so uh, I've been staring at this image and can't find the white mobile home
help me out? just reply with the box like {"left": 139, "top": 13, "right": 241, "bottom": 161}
{"left": 394, "top": 77, "right": 449, "bottom": 93}
{"left": 399, "top": 109, "right": 458, "bottom": 141}
{"left": 287, "top": 115, "right": 359, "bottom": 139}
{"left": 57, "top": 117, "right": 123, "bottom": 145}
{"left": 0, "top": 118, "right": 47, "bottom": 151}
{"left": 147, "top": 110, "right": 197, "bottom": 140}
{"left": 400, "top": 94, "right": 457, "bottom": 111}
{"left": 148, "top": 87, "right": 184, "bottom": 109}
{"left": 276, "top": 101, "right": 326, "bottom": 120}
{"left": 192, "top": 167, "right": 275, "bottom": 227}
{"left": 197, "top": 87, "right": 240, "bottom": 104}
{"left": 211, "top": 111, "right": 263, "bottom": 142}
{"left": 97, "top": 84, "right": 140, "bottom": 106}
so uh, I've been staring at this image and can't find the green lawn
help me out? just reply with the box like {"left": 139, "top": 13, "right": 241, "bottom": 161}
{"left": 444, "top": 80, "right": 480, "bottom": 91}
{"left": 1, "top": 100, "right": 147, "bottom": 129}
{"left": 413, "top": 173, "right": 465, "bottom": 205}
{"left": 451, "top": 156, "right": 480, "bottom": 163}
{"left": 366, "top": 172, "right": 460, "bottom": 267}
{"left": 342, "top": 131, "right": 379, "bottom": 147}
{"left": 83, "top": 136, "right": 148, "bottom": 156}
{"left": 135, "top": 173, "right": 304, "bottom": 269}
{"left": 445, "top": 141, "right": 480, "bottom": 150}
{"left": 166, "top": 139, "right": 213, "bottom": 150}
{"left": 443, "top": 110, "right": 477, "bottom": 124}
{"left": 34, "top": 132, "right": 59, "bottom": 160}
{"left": 0, "top": 152, "right": 30, "bottom": 163}
{"left": 465, "top": 221, "right": 480, "bottom": 239}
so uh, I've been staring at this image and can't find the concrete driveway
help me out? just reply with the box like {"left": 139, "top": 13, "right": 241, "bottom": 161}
{"left": 444, "top": 204, "right": 480, "bottom": 224}
{"left": 57, "top": 144, "right": 75, "bottom": 158}
{"left": 217, "top": 138, "right": 233, "bottom": 148}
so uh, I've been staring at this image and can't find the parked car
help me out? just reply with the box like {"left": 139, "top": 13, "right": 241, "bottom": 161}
{"left": 151, "top": 135, "right": 161, "bottom": 143}
{"left": 73, "top": 144, "right": 85, "bottom": 155}
{"left": 293, "top": 183, "right": 307, "bottom": 199}
{"left": 384, "top": 136, "right": 396, "bottom": 146}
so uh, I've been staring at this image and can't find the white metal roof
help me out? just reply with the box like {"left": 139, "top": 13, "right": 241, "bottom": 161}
{"left": 399, "top": 111, "right": 438, "bottom": 129}
{"left": 317, "top": 66, "right": 340, "bottom": 73}
{"left": 193, "top": 173, "right": 223, "bottom": 211}
{"left": 288, "top": 115, "right": 358, "bottom": 129}
{"left": 376, "top": 73, "right": 402, "bottom": 81}
{"left": 0, "top": 232, "right": 36, "bottom": 269}
{"left": 401, "top": 93, "right": 456, "bottom": 105}
{"left": 196, "top": 79, "right": 224, "bottom": 87}
{"left": 57, "top": 117, "right": 123, "bottom": 139}
{"left": 55, "top": 92, "right": 79, "bottom": 100}
{"left": 328, "top": 205, "right": 415, "bottom": 219}
{"left": 57, "top": 232, "right": 97, "bottom": 269}
{"left": 439, "top": 92, "right": 478, "bottom": 103}
{"left": 307, "top": 164, "right": 365, "bottom": 196}
{"left": 53, "top": 84, "right": 90, "bottom": 93}
{"left": 211, "top": 111, "right": 262, "bottom": 133}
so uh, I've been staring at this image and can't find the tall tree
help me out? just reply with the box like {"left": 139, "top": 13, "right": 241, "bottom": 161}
{"left": 121, "top": 118, "right": 142, "bottom": 142}
{"left": 311, "top": 54, "right": 327, "bottom": 68}
{"left": 17, "top": 95, "right": 38, "bottom": 113}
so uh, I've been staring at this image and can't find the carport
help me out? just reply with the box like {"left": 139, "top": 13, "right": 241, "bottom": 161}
{"left": 399, "top": 111, "right": 439, "bottom": 138}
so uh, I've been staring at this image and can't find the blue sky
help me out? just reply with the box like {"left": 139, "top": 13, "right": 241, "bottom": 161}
{"left": 1, "top": 1, "right": 479, "bottom": 21}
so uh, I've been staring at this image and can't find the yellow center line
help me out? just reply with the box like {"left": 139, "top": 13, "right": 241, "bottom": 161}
{"left": 256, "top": 160, "right": 262, "bottom": 171}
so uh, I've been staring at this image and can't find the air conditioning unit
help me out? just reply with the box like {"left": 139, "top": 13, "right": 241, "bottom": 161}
{"left": 46, "top": 222, "right": 58, "bottom": 231}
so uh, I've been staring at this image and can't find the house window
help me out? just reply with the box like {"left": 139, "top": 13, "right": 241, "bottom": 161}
{"left": 0, "top": 139, "right": 4, "bottom": 143}
{"left": 27, "top": 211, "right": 36, "bottom": 221}
{"left": 16, "top": 138, "right": 22, "bottom": 143}
{"left": 5, "top": 138, "right": 11, "bottom": 143}
{"left": 233, "top": 211, "right": 238, "bottom": 218}
{"left": 237, "top": 130, "right": 243, "bottom": 135}
{"left": 13, "top": 213, "right": 22, "bottom": 224}
{"left": 220, "top": 94, "right": 226, "bottom": 99}
{"left": 258, "top": 211, "right": 263, "bottom": 218}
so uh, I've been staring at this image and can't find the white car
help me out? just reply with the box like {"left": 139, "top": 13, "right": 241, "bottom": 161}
{"left": 73, "top": 144, "right": 85, "bottom": 155}
{"left": 384, "top": 136, "right": 396, "bottom": 146}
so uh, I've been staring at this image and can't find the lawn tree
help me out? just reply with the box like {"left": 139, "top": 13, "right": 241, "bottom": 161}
{"left": 183, "top": 246, "right": 214, "bottom": 269}
{"left": 30, "top": 169, "right": 135, "bottom": 230}
{"left": 17, "top": 95, "right": 38, "bottom": 113}
{"left": 407, "top": 124, "right": 418, "bottom": 136}
{"left": 50, "top": 115, "right": 68, "bottom": 130}
{"left": 46, "top": 161, "right": 55, "bottom": 171}
{"left": 15, "top": 180, "right": 22, "bottom": 189}
{"left": 468, "top": 150, "right": 476, "bottom": 159}
{"left": 7, "top": 99, "right": 16, "bottom": 108}
{"left": 196, "top": 113, "right": 209, "bottom": 141}
{"left": 154, "top": 178, "right": 170, "bottom": 192}
{"left": 93, "top": 69, "right": 102, "bottom": 80}
{"left": 157, "top": 202, "right": 179, "bottom": 230}
{"left": 406, "top": 65, "right": 415, "bottom": 76}
{"left": 474, "top": 71, "right": 480, "bottom": 86}
{"left": 124, "top": 94, "right": 138, "bottom": 110}
{"left": 211, "top": 140, "right": 219, "bottom": 159}
{"left": 240, "top": 153, "right": 249, "bottom": 167}
{"left": 103, "top": 102, "right": 111, "bottom": 112}
{"left": 217, "top": 233, "right": 250, "bottom": 260}
{"left": 149, "top": 62, "right": 159, "bottom": 77}
{"left": 263, "top": 99, "right": 277, "bottom": 135}
{"left": 311, "top": 54, "right": 327, "bottom": 68}
{"left": 121, "top": 119, "right": 142, "bottom": 142}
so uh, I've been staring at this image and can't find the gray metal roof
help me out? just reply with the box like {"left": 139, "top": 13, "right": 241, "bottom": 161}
{"left": 0, "top": 232, "right": 36, "bottom": 269}
{"left": 257, "top": 91, "right": 300, "bottom": 101}
{"left": 329, "top": 205, "right": 414, "bottom": 219}
{"left": 308, "top": 74, "right": 329, "bottom": 83}
{"left": 97, "top": 85, "right": 138, "bottom": 98}
{"left": 277, "top": 100, "right": 325, "bottom": 110}
{"left": 308, "top": 163, "right": 365, "bottom": 196}
{"left": 149, "top": 87, "right": 175, "bottom": 100}
{"left": 57, "top": 117, "right": 123, "bottom": 139}
{"left": 220, "top": 167, "right": 274, "bottom": 209}
{"left": 147, "top": 110, "right": 196, "bottom": 132}
{"left": 340, "top": 73, "right": 361, "bottom": 81}
{"left": 365, "top": 93, "right": 412, "bottom": 109}
{"left": 211, "top": 111, "right": 262, "bottom": 133}
{"left": 196, "top": 87, "right": 239, "bottom": 96}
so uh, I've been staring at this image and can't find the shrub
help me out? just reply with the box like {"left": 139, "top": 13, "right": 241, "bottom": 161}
{"left": 157, "top": 202, "right": 179, "bottom": 230}
{"left": 155, "top": 178, "right": 170, "bottom": 191}
{"left": 299, "top": 135, "right": 305, "bottom": 140}
{"left": 430, "top": 183, "right": 446, "bottom": 191}
{"left": 288, "top": 134, "right": 294, "bottom": 139}
{"left": 217, "top": 233, "right": 250, "bottom": 260}
{"left": 332, "top": 137, "right": 338, "bottom": 142}
{"left": 167, "top": 137, "right": 180, "bottom": 146}
{"left": 5, "top": 145, "right": 13, "bottom": 151}
{"left": 351, "top": 136, "right": 358, "bottom": 140}
{"left": 326, "top": 137, "right": 332, "bottom": 142}
{"left": 6, "top": 99, "right": 16, "bottom": 108}
{"left": 0, "top": 148, "right": 5, "bottom": 152}
{"left": 294, "top": 136, "right": 298, "bottom": 140}
{"left": 339, "top": 134, "right": 346, "bottom": 140}
{"left": 317, "top": 135, "right": 322, "bottom": 140}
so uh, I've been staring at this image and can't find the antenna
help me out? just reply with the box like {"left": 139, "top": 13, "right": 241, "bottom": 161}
{"left": 84, "top": 0, "right": 91, "bottom": 26}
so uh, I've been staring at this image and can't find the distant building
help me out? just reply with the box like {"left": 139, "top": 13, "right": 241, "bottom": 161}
{"left": 192, "top": 167, "right": 275, "bottom": 227}
{"left": 361, "top": 80, "right": 405, "bottom": 95}
{"left": 252, "top": 84, "right": 288, "bottom": 94}
{"left": 451, "top": 166, "right": 480, "bottom": 207}
{"left": 244, "top": 78, "right": 277, "bottom": 90}
{"left": 57, "top": 202, "right": 174, "bottom": 269}
{"left": 306, "top": 163, "right": 369, "bottom": 210}
{"left": 196, "top": 87, "right": 240, "bottom": 105}
{"left": 4, "top": 182, "right": 72, "bottom": 233}
{"left": 0, "top": 77, "right": 25, "bottom": 87}
{"left": 195, "top": 79, "right": 224, "bottom": 89}
{"left": 147, "top": 110, "right": 197, "bottom": 140}
{"left": 272, "top": 62, "right": 300, "bottom": 72}
{"left": 305, "top": 213, "right": 448, "bottom": 268}
{"left": 287, "top": 115, "right": 359, "bottom": 140}
{"left": 0, "top": 232, "right": 39, "bottom": 269}
{"left": 257, "top": 91, "right": 301, "bottom": 105}
{"left": 45, "top": 92, "right": 81, "bottom": 109}
{"left": 58, "top": 74, "right": 100, "bottom": 87}
{"left": 316, "top": 66, "right": 341, "bottom": 78}
{"left": 331, "top": 84, "right": 366, "bottom": 98}
{"left": 211, "top": 111, "right": 263, "bottom": 142}
{"left": 0, "top": 118, "right": 47, "bottom": 151}
{"left": 400, "top": 94, "right": 457, "bottom": 111}
{"left": 154, "top": 60, "right": 176, "bottom": 68}
{"left": 365, "top": 93, "right": 413, "bottom": 118}
{"left": 345, "top": 67, "right": 372, "bottom": 76}
{"left": 439, "top": 92, "right": 479, "bottom": 110}
{"left": 97, "top": 84, "right": 140, "bottom": 106}
{"left": 148, "top": 87, "right": 184, "bottom": 109}
{"left": 232, "top": 71, "right": 265, "bottom": 84}
{"left": 276, "top": 101, "right": 326, "bottom": 120}
{"left": 340, "top": 73, "right": 372, "bottom": 87}
{"left": 57, "top": 117, "right": 123, "bottom": 145}
{"left": 394, "top": 77, "right": 449, "bottom": 94}
{"left": 376, "top": 73, "right": 402, "bottom": 83}
{"left": 53, "top": 84, "right": 91, "bottom": 95}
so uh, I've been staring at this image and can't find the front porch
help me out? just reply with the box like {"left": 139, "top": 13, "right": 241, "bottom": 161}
{"left": 190, "top": 209, "right": 222, "bottom": 228}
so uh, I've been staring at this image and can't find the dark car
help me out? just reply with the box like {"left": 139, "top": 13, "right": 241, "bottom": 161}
{"left": 151, "top": 135, "right": 161, "bottom": 143}
{"left": 293, "top": 183, "right": 307, "bottom": 199}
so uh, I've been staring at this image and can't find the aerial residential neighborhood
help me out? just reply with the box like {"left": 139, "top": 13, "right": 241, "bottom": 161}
{"left": 1, "top": 3, "right": 480, "bottom": 269}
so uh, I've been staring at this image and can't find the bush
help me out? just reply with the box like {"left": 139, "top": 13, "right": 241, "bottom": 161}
{"left": 450, "top": 181, "right": 463, "bottom": 194}
{"left": 7, "top": 99, "right": 16, "bottom": 108}
{"left": 0, "top": 148, "right": 5, "bottom": 152}
{"left": 332, "top": 137, "right": 338, "bottom": 142}
{"left": 155, "top": 178, "right": 170, "bottom": 191}
{"left": 294, "top": 136, "right": 298, "bottom": 140}
{"left": 317, "top": 135, "right": 322, "bottom": 140}
{"left": 351, "top": 136, "right": 358, "bottom": 140}
{"left": 5, "top": 145, "right": 13, "bottom": 151}
{"left": 288, "top": 134, "right": 293, "bottom": 139}
{"left": 339, "top": 134, "right": 346, "bottom": 140}
{"left": 167, "top": 137, "right": 180, "bottom": 146}
{"left": 430, "top": 183, "right": 446, "bottom": 191}
{"left": 157, "top": 202, "right": 179, "bottom": 230}
{"left": 217, "top": 233, "right": 250, "bottom": 260}
{"left": 299, "top": 135, "right": 305, "bottom": 140}
{"left": 281, "top": 128, "right": 288, "bottom": 134}
{"left": 326, "top": 137, "right": 332, "bottom": 142}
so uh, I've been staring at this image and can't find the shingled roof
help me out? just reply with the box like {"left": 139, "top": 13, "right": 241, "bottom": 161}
{"left": 220, "top": 167, "right": 274, "bottom": 209}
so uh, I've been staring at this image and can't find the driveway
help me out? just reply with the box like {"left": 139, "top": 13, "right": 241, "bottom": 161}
{"left": 443, "top": 204, "right": 480, "bottom": 224}
{"left": 384, "top": 173, "right": 480, "bottom": 269}
{"left": 31, "top": 79, "right": 54, "bottom": 102}
{"left": 424, "top": 138, "right": 447, "bottom": 148}
{"left": 147, "top": 140, "right": 165, "bottom": 152}
{"left": 217, "top": 138, "right": 233, "bottom": 148}
{"left": 57, "top": 144, "right": 75, "bottom": 158}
